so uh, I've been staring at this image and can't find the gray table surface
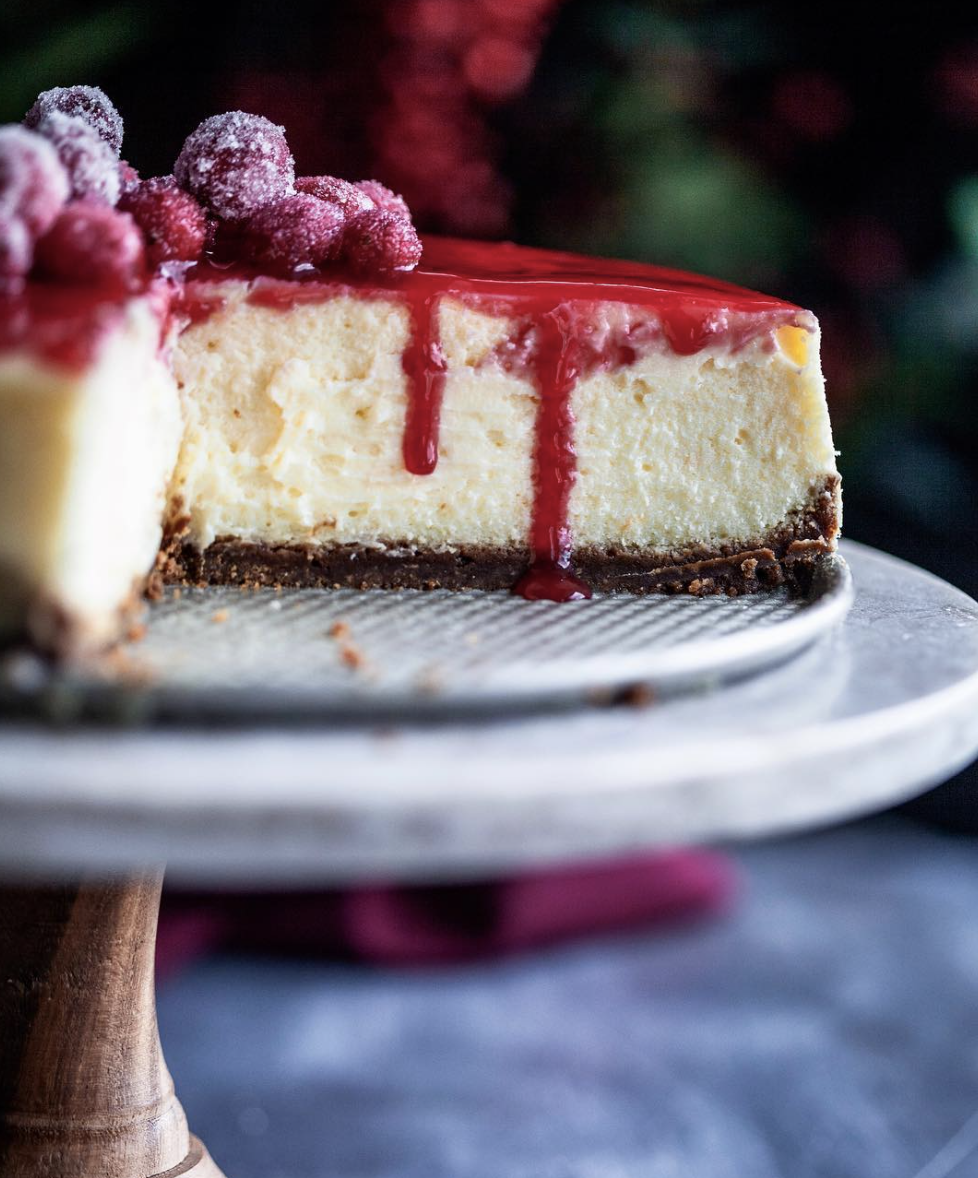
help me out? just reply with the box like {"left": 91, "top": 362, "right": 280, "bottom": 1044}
{"left": 158, "top": 814, "right": 978, "bottom": 1178}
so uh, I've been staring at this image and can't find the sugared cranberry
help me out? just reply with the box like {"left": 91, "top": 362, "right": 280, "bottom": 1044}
{"left": 34, "top": 202, "right": 145, "bottom": 291}
{"left": 241, "top": 193, "right": 345, "bottom": 272}
{"left": 0, "top": 125, "right": 69, "bottom": 236}
{"left": 343, "top": 208, "right": 422, "bottom": 273}
{"left": 355, "top": 180, "right": 410, "bottom": 220}
{"left": 24, "top": 85, "right": 123, "bottom": 156}
{"left": 296, "top": 175, "right": 374, "bottom": 217}
{"left": 34, "top": 111, "right": 121, "bottom": 205}
{"left": 0, "top": 215, "right": 32, "bottom": 289}
{"left": 120, "top": 175, "right": 207, "bottom": 267}
{"left": 174, "top": 112, "right": 295, "bottom": 222}
{"left": 118, "top": 159, "right": 140, "bottom": 197}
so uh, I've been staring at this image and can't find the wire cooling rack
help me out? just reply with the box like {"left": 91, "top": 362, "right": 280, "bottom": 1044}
{"left": 0, "top": 556, "right": 851, "bottom": 721}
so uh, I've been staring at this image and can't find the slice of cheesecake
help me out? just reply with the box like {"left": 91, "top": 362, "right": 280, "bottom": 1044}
{"left": 0, "top": 283, "right": 181, "bottom": 654}
{"left": 163, "top": 236, "right": 839, "bottom": 602}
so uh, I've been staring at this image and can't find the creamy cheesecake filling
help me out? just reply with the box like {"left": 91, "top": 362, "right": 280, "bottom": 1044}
{"left": 169, "top": 283, "right": 837, "bottom": 578}
{"left": 0, "top": 298, "right": 182, "bottom": 652}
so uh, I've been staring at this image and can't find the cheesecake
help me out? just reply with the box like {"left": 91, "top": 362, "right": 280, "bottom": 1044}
{"left": 0, "top": 87, "right": 840, "bottom": 656}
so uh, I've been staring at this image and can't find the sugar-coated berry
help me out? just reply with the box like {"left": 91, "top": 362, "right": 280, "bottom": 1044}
{"left": 0, "top": 128, "right": 68, "bottom": 243}
{"left": 24, "top": 85, "right": 124, "bottom": 156}
{"left": 0, "top": 125, "right": 70, "bottom": 237}
{"left": 34, "top": 111, "right": 121, "bottom": 205}
{"left": 241, "top": 193, "right": 345, "bottom": 272}
{"left": 355, "top": 180, "right": 410, "bottom": 220}
{"left": 174, "top": 112, "right": 295, "bottom": 222}
{"left": 118, "top": 159, "right": 140, "bottom": 197}
{"left": 120, "top": 175, "right": 208, "bottom": 267}
{"left": 34, "top": 202, "right": 145, "bottom": 291}
{"left": 343, "top": 207, "right": 422, "bottom": 273}
{"left": 296, "top": 175, "right": 374, "bottom": 217}
{"left": 0, "top": 215, "right": 32, "bottom": 289}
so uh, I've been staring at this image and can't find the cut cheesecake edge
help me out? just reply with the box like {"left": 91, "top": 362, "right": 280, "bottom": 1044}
{"left": 0, "top": 291, "right": 182, "bottom": 656}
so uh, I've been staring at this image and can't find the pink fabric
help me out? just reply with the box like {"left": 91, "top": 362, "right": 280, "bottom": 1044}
{"left": 157, "top": 851, "right": 737, "bottom": 975}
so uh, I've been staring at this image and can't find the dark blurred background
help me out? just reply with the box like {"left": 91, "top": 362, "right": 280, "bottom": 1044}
{"left": 3, "top": 0, "right": 978, "bottom": 818}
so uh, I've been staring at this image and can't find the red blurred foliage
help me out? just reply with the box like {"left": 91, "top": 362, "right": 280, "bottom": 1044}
{"left": 224, "top": 0, "right": 562, "bottom": 238}
{"left": 823, "top": 215, "right": 907, "bottom": 290}
{"left": 934, "top": 42, "right": 978, "bottom": 126}
{"left": 772, "top": 70, "right": 852, "bottom": 142}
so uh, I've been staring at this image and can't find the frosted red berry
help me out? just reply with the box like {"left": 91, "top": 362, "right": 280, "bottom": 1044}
{"left": 118, "top": 159, "right": 140, "bottom": 197}
{"left": 0, "top": 215, "right": 32, "bottom": 289}
{"left": 120, "top": 176, "right": 208, "bottom": 267}
{"left": 34, "top": 202, "right": 145, "bottom": 290}
{"left": 355, "top": 180, "right": 410, "bottom": 220}
{"left": 24, "top": 85, "right": 123, "bottom": 156}
{"left": 0, "top": 125, "right": 69, "bottom": 237}
{"left": 34, "top": 111, "right": 121, "bottom": 205}
{"left": 241, "top": 193, "right": 345, "bottom": 272}
{"left": 296, "top": 175, "right": 374, "bottom": 217}
{"left": 174, "top": 112, "right": 295, "bottom": 222}
{"left": 343, "top": 208, "right": 422, "bottom": 273}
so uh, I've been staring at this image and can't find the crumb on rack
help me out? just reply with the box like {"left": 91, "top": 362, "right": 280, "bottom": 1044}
{"left": 211, "top": 608, "right": 229, "bottom": 623}
{"left": 126, "top": 622, "right": 147, "bottom": 644}
{"left": 328, "top": 620, "right": 351, "bottom": 640}
{"left": 619, "top": 683, "right": 655, "bottom": 709}
{"left": 339, "top": 642, "right": 365, "bottom": 670}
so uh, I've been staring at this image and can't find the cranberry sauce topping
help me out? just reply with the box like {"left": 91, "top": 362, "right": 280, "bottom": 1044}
{"left": 180, "top": 236, "right": 804, "bottom": 600}
{"left": 401, "top": 294, "right": 447, "bottom": 476}
{"left": 0, "top": 282, "right": 139, "bottom": 371}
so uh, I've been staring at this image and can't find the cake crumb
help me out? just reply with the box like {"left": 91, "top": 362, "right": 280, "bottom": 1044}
{"left": 741, "top": 557, "right": 759, "bottom": 578}
{"left": 126, "top": 622, "right": 147, "bottom": 644}
{"left": 618, "top": 683, "right": 656, "bottom": 709}
{"left": 328, "top": 620, "right": 351, "bottom": 640}
{"left": 211, "top": 608, "right": 229, "bottom": 623}
{"left": 688, "top": 577, "right": 715, "bottom": 595}
{"left": 339, "top": 642, "right": 365, "bottom": 670}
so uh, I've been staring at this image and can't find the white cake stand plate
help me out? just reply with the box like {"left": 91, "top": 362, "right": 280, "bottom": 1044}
{"left": 0, "top": 541, "right": 976, "bottom": 882}
{"left": 1, "top": 539, "right": 977, "bottom": 1178}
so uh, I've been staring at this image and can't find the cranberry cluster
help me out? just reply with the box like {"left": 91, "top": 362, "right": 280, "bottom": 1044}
{"left": 0, "top": 85, "right": 422, "bottom": 294}
{"left": 173, "top": 110, "right": 421, "bottom": 274}
{"left": 0, "top": 86, "right": 142, "bottom": 293}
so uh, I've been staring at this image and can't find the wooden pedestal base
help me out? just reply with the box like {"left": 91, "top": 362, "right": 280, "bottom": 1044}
{"left": 0, "top": 873, "right": 225, "bottom": 1178}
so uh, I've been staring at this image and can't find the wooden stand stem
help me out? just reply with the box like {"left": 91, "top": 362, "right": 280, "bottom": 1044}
{"left": 0, "top": 873, "right": 224, "bottom": 1178}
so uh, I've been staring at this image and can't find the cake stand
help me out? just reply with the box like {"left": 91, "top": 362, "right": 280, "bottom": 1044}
{"left": 1, "top": 539, "right": 977, "bottom": 1178}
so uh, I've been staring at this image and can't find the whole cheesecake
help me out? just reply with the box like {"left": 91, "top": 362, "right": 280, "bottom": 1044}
{"left": 0, "top": 88, "right": 840, "bottom": 656}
